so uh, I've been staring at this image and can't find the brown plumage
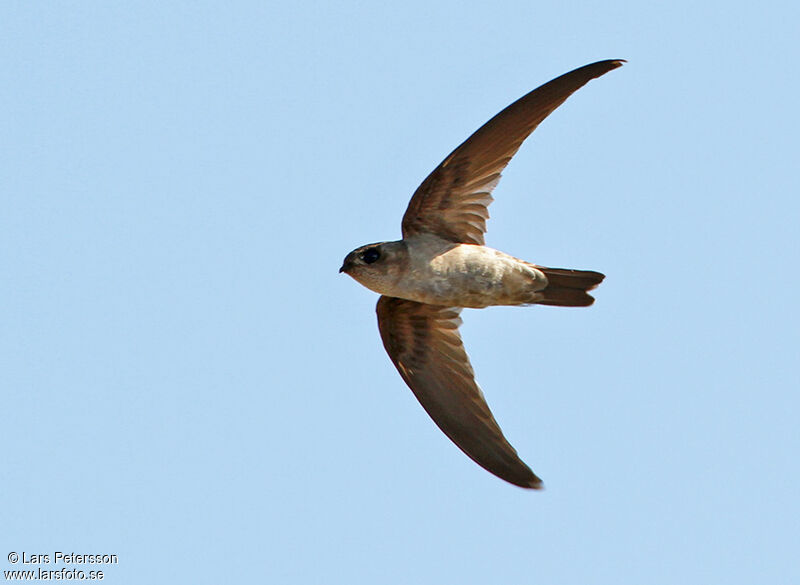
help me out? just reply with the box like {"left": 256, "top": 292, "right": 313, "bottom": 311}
{"left": 376, "top": 297, "right": 543, "bottom": 489}
{"left": 535, "top": 267, "right": 606, "bottom": 307}
{"left": 341, "top": 60, "right": 623, "bottom": 488}
{"left": 402, "top": 60, "right": 624, "bottom": 246}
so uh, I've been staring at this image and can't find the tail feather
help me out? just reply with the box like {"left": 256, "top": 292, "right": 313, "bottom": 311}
{"left": 536, "top": 267, "right": 605, "bottom": 307}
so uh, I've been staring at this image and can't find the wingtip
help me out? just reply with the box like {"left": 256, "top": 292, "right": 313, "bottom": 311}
{"left": 512, "top": 479, "right": 544, "bottom": 490}
{"left": 600, "top": 58, "right": 626, "bottom": 71}
{"left": 513, "top": 472, "right": 544, "bottom": 490}
{"left": 574, "top": 59, "right": 625, "bottom": 82}
{"left": 527, "top": 477, "right": 545, "bottom": 490}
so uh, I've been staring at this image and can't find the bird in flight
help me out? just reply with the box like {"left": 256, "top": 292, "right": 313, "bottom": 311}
{"left": 340, "top": 60, "right": 623, "bottom": 489}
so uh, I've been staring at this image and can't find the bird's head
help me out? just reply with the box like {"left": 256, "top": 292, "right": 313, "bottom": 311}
{"left": 339, "top": 240, "right": 409, "bottom": 295}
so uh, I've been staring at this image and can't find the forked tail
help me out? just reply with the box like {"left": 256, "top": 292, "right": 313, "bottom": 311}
{"left": 536, "top": 267, "right": 605, "bottom": 307}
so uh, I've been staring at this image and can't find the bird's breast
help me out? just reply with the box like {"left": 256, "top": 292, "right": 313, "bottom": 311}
{"left": 394, "top": 238, "right": 547, "bottom": 308}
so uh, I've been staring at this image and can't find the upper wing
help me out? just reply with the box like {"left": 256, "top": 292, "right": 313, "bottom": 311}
{"left": 376, "top": 295, "right": 542, "bottom": 489}
{"left": 401, "top": 59, "right": 624, "bottom": 245}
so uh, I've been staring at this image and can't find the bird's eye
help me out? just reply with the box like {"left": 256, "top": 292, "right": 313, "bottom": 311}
{"left": 361, "top": 248, "right": 380, "bottom": 264}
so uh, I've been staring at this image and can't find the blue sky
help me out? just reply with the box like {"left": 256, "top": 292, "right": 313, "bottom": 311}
{"left": 2, "top": 2, "right": 798, "bottom": 583}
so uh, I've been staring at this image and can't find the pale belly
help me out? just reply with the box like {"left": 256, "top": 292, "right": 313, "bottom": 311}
{"left": 394, "top": 241, "right": 548, "bottom": 308}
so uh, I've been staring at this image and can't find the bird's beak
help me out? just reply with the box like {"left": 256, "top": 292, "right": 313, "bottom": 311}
{"left": 339, "top": 254, "right": 353, "bottom": 274}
